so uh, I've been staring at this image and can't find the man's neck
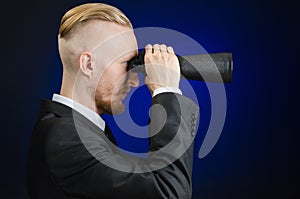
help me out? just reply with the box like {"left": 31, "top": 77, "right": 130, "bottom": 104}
{"left": 52, "top": 93, "right": 105, "bottom": 131}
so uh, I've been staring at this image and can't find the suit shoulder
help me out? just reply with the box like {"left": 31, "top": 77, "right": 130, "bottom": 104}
{"left": 31, "top": 113, "right": 84, "bottom": 151}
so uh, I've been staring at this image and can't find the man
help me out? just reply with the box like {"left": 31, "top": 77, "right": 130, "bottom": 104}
{"left": 26, "top": 3, "right": 199, "bottom": 199}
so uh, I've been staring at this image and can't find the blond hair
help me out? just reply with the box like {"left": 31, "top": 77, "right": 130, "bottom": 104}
{"left": 59, "top": 3, "right": 132, "bottom": 38}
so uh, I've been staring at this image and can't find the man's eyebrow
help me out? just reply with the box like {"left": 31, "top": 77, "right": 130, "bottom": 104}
{"left": 120, "top": 52, "right": 137, "bottom": 60}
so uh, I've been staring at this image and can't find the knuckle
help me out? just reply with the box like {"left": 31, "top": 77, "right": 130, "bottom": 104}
{"left": 144, "top": 56, "right": 152, "bottom": 64}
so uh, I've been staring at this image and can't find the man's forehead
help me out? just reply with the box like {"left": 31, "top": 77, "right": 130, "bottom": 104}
{"left": 90, "top": 27, "right": 137, "bottom": 66}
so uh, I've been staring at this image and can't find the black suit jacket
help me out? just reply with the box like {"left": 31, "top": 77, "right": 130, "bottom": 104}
{"left": 26, "top": 93, "right": 199, "bottom": 199}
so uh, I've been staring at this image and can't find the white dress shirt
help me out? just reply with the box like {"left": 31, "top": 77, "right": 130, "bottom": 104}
{"left": 52, "top": 94, "right": 106, "bottom": 131}
{"left": 153, "top": 87, "right": 182, "bottom": 97}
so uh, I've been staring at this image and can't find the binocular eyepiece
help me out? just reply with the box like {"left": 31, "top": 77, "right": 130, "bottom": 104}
{"left": 127, "top": 51, "right": 233, "bottom": 83}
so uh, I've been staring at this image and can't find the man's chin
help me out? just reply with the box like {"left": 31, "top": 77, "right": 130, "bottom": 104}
{"left": 110, "top": 102, "right": 125, "bottom": 115}
{"left": 96, "top": 101, "right": 124, "bottom": 115}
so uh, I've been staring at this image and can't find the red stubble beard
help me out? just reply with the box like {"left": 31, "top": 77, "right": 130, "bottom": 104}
{"left": 95, "top": 83, "right": 129, "bottom": 115}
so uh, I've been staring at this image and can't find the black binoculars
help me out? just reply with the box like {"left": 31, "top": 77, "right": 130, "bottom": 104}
{"left": 127, "top": 51, "right": 233, "bottom": 83}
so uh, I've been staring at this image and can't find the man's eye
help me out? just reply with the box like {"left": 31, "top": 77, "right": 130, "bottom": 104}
{"left": 124, "top": 61, "right": 131, "bottom": 71}
{"left": 123, "top": 61, "right": 128, "bottom": 67}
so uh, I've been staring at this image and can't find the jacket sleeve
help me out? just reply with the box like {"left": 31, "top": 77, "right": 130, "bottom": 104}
{"left": 45, "top": 93, "right": 199, "bottom": 199}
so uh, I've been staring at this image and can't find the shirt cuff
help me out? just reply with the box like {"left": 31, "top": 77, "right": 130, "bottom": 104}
{"left": 152, "top": 87, "right": 182, "bottom": 97}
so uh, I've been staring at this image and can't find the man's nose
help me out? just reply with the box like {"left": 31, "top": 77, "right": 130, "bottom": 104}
{"left": 127, "top": 72, "right": 139, "bottom": 87}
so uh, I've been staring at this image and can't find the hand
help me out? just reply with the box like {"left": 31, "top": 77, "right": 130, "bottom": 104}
{"left": 144, "top": 44, "right": 181, "bottom": 94}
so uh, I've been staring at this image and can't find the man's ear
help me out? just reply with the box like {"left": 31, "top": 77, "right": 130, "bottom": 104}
{"left": 79, "top": 52, "right": 93, "bottom": 78}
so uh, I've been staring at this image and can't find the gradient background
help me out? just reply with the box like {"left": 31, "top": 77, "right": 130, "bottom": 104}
{"left": 2, "top": 0, "right": 299, "bottom": 198}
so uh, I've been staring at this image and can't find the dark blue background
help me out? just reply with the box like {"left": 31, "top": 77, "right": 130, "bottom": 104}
{"left": 2, "top": 0, "right": 299, "bottom": 198}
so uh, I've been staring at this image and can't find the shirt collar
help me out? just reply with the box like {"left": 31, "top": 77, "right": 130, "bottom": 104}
{"left": 52, "top": 94, "right": 105, "bottom": 131}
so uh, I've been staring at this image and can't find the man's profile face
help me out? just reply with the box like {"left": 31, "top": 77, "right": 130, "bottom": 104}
{"left": 94, "top": 26, "right": 139, "bottom": 114}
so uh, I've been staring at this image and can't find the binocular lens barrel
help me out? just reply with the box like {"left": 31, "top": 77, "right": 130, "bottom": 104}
{"left": 127, "top": 51, "right": 233, "bottom": 83}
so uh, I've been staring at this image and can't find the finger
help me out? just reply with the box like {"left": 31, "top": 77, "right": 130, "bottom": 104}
{"left": 153, "top": 44, "right": 160, "bottom": 54}
{"left": 167, "top": 46, "right": 174, "bottom": 54}
{"left": 145, "top": 44, "right": 153, "bottom": 54}
{"left": 160, "top": 44, "right": 168, "bottom": 55}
